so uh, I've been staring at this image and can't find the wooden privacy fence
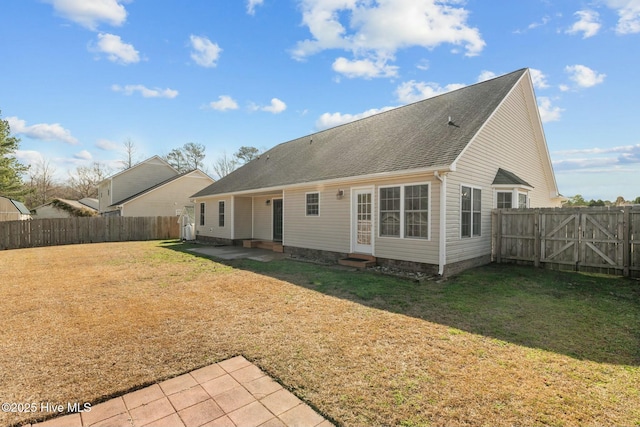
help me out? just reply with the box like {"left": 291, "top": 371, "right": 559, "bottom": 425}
{"left": 492, "top": 207, "right": 640, "bottom": 277}
{"left": 0, "top": 216, "right": 180, "bottom": 250}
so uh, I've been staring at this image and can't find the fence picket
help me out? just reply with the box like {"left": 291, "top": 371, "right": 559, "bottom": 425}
{"left": 0, "top": 216, "right": 179, "bottom": 250}
{"left": 493, "top": 206, "right": 640, "bottom": 278}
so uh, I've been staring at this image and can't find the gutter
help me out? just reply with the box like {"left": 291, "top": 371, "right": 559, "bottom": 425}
{"left": 434, "top": 170, "right": 448, "bottom": 276}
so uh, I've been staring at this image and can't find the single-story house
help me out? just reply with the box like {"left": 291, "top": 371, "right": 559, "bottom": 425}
{"left": 0, "top": 196, "right": 32, "bottom": 221}
{"left": 191, "top": 68, "right": 562, "bottom": 276}
{"left": 98, "top": 156, "right": 214, "bottom": 217}
{"left": 31, "top": 198, "right": 98, "bottom": 218}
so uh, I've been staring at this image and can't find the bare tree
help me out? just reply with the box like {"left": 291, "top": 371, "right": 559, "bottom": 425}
{"left": 120, "top": 138, "right": 139, "bottom": 169}
{"left": 211, "top": 152, "right": 237, "bottom": 179}
{"left": 68, "top": 162, "right": 112, "bottom": 199}
{"left": 26, "top": 158, "right": 59, "bottom": 207}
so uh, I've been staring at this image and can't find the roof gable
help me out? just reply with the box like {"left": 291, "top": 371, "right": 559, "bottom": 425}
{"left": 99, "top": 155, "right": 177, "bottom": 185}
{"left": 111, "top": 169, "right": 213, "bottom": 206}
{"left": 492, "top": 168, "right": 533, "bottom": 187}
{"left": 194, "top": 69, "right": 527, "bottom": 197}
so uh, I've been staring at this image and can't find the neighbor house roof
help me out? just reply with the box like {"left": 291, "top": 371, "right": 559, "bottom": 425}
{"left": 492, "top": 168, "right": 533, "bottom": 188}
{"left": 109, "top": 169, "right": 210, "bottom": 207}
{"left": 11, "top": 199, "right": 31, "bottom": 215}
{"left": 98, "top": 155, "right": 177, "bottom": 185}
{"left": 193, "top": 68, "right": 528, "bottom": 197}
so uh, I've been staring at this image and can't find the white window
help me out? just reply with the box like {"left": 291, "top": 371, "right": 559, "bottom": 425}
{"left": 497, "top": 192, "right": 512, "bottom": 209}
{"left": 379, "top": 183, "right": 429, "bottom": 239}
{"left": 306, "top": 193, "right": 319, "bottom": 216}
{"left": 461, "top": 186, "right": 481, "bottom": 238}
{"left": 518, "top": 193, "right": 528, "bottom": 208}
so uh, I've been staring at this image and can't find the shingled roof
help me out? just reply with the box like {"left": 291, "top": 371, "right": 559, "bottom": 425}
{"left": 492, "top": 168, "right": 533, "bottom": 187}
{"left": 194, "top": 68, "right": 527, "bottom": 197}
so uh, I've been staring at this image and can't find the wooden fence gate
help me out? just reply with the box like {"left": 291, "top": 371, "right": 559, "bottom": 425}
{"left": 492, "top": 207, "right": 640, "bottom": 277}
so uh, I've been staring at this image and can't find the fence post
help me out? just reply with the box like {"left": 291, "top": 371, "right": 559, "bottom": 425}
{"left": 623, "top": 206, "right": 630, "bottom": 277}
{"left": 534, "top": 209, "right": 540, "bottom": 268}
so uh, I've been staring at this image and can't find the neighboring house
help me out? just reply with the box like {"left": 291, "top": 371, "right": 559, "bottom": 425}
{"left": 31, "top": 198, "right": 99, "bottom": 218}
{"left": 0, "top": 196, "right": 32, "bottom": 221}
{"left": 98, "top": 158, "right": 214, "bottom": 217}
{"left": 191, "top": 68, "right": 562, "bottom": 276}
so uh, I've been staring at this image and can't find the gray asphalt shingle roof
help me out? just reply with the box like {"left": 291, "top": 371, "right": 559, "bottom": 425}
{"left": 194, "top": 68, "right": 527, "bottom": 197}
{"left": 492, "top": 168, "right": 533, "bottom": 187}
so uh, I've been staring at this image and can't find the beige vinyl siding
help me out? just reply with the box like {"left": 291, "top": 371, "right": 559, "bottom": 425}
{"left": 195, "top": 197, "right": 231, "bottom": 239}
{"left": 112, "top": 160, "right": 177, "bottom": 205}
{"left": 32, "top": 205, "right": 72, "bottom": 218}
{"left": 282, "top": 176, "right": 439, "bottom": 263}
{"left": 120, "top": 173, "right": 213, "bottom": 217}
{"left": 373, "top": 176, "right": 440, "bottom": 264}
{"left": 284, "top": 184, "right": 351, "bottom": 253}
{"left": 98, "top": 181, "right": 112, "bottom": 213}
{"left": 253, "top": 196, "right": 274, "bottom": 240}
{"left": 446, "top": 77, "right": 560, "bottom": 264}
{"left": 0, "top": 198, "right": 22, "bottom": 221}
{"left": 234, "top": 197, "right": 252, "bottom": 239}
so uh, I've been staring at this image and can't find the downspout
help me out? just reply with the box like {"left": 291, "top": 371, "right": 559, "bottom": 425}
{"left": 434, "top": 171, "right": 447, "bottom": 276}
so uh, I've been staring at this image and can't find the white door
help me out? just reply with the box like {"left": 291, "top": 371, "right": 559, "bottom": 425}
{"left": 352, "top": 188, "right": 373, "bottom": 254}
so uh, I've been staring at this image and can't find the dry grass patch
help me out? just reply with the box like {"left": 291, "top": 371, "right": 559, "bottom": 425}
{"left": 1, "top": 241, "right": 639, "bottom": 426}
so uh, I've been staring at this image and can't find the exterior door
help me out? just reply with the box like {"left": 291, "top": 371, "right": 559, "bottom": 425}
{"left": 352, "top": 189, "right": 373, "bottom": 254}
{"left": 272, "top": 198, "right": 283, "bottom": 242}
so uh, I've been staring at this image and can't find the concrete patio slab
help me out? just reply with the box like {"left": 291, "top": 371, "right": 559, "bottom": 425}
{"left": 31, "top": 356, "right": 332, "bottom": 427}
{"left": 187, "top": 246, "right": 286, "bottom": 262}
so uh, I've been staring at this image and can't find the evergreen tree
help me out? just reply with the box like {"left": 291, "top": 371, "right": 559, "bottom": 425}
{"left": 0, "top": 111, "right": 29, "bottom": 199}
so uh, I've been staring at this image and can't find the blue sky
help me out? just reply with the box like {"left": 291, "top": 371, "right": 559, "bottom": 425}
{"left": 1, "top": 0, "right": 639, "bottom": 201}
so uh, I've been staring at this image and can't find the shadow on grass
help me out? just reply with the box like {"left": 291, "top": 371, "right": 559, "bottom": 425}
{"left": 162, "top": 241, "right": 640, "bottom": 366}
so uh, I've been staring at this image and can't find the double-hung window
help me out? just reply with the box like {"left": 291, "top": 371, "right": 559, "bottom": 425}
{"left": 461, "top": 186, "right": 481, "bottom": 238}
{"left": 379, "top": 184, "right": 429, "bottom": 239}
{"left": 218, "top": 201, "right": 225, "bottom": 227}
{"left": 199, "top": 202, "right": 205, "bottom": 226}
{"left": 306, "top": 193, "right": 319, "bottom": 216}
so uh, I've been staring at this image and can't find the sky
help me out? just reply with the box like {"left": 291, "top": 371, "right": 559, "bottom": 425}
{"left": 1, "top": 0, "right": 639, "bottom": 201}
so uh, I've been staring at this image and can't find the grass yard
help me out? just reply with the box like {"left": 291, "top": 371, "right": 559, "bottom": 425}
{"left": 1, "top": 240, "right": 639, "bottom": 427}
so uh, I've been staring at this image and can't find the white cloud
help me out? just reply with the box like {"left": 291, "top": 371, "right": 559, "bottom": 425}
{"left": 606, "top": 0, "right": 640, "bottom": 34}
{"left": 566, "top": 10, "right": 601, "bottom": 38}
{"left": 190, "top": 35, "right": 222, "bottom": 68}
{"left": 537, "top": 97, "right": 564, "bottom": 123}
{"left": 477, "top": 70, "right": 496, "bottom": 82}
{"left": 261, "top": 98, "right": 287, "bottom": 114}
{"left": 395, "top": 80, "right": 465, "bottom": 104}
{"left": 15, "top": 150, "right": 45, "bottom": 166}
{"left": 332, "top": 56, "right": 398, "bottom": 78}
{"left": 529, "top": 68, "right": 549, "bottom": 89}
{"left": 95, "top": 139, "right": 120, "bottom": 151}
{"left": 6, "top": 116, "right": 79, "bottom": 145}
{"left": 565, "top": 64, "right": 606, "bottom": 88}
{"left": 111, "top": 84, "right": 178, "bottom": 98}
{"left": 74, "top": 150, "right": 93, "bottom": 160}
{"left": 46, "top": 0, "right": 128, "bottom": 30}
{"left": 292, "top": 0, "right": 485, "bottom": 77}
{"left": 316, "top": 106, "right": 398, "bottom": 130}
{"left": 209, "top": 95, "right": 239, "bottom": 111}
{"left": 552, "top": 144, "right": 640, "bottom": 172}
{"left": 93, "top": 33, "right": 140, "bottom": 64}
{"left": 247, "top": 0, "right": 264, "bottom": 15}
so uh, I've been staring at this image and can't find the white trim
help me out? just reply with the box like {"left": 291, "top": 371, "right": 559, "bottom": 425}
{"left": 377, "top": 182, "right": 431, "bottom": 241}
{"left": 350, "top": 186, "right": 375, "bottom": 255}
{"left": 434, "top": 171, "right": 447, "bottom": 276}
{"left": 304, "top": 191, "right": 320, "bottom": 217}
{"left": 272, "top": 197, "right": 283, "bottom": 242}
{"left": 460, "top": 183, "right": 482, "bottom": 239}
{"left": 251, "top": 196, "right": 255, "bottom": 239}
{"left": 230, "top": 196, "right": 235, "bottom": 240}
